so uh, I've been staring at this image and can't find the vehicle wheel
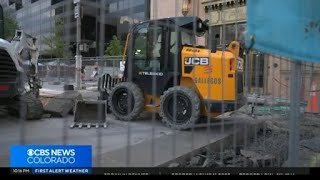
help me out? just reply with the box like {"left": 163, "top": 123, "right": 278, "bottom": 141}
{"left": 160, "top": 86, "right": 200, "bottom": 130}
{"left": 108, "top": 82, "right": 144, "bottom": 121}
{"left": 8, "top": 92, "right": 44, "bottom": 120}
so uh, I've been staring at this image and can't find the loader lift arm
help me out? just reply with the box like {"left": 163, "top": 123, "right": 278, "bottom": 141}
{"left": 11, "top": 30, "right": 42, "bottom": 97}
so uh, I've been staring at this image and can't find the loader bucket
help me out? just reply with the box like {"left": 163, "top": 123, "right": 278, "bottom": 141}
{"left": 72, "top": 100, "right": 108, "bottom": 129}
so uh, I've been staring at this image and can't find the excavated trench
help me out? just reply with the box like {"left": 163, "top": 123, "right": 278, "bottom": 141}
{"left": 167, "top": 113, "right": 320, "bottom": 168}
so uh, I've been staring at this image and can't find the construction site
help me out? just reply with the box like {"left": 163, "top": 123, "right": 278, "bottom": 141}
{"left": 0, "top": 0, "right": 319, "bottom": 175}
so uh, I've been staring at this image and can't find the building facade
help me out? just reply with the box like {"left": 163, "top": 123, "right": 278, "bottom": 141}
{"left": 0, "top": 0, "right": 150, "bottom": 57}
{"left": 150, "top": 0, "right": 204, "bottom": 19}
{"left": 202, "top": 0, "right": 320, "bottom": 100}
{"left": 150, "top": 0, "right": 320, "bottom": 100}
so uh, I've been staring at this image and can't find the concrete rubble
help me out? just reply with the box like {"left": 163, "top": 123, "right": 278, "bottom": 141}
{"left": 301, "top": 138, "right": 320, "bottom": 153}
{"left": 168, "top": 163, "right": 180, "bottom": 167}
{"left": 178, "top": 127, "right": 287, "bottom": 167}
{"left": 40, "top": 91, "right": 83, "bottom": 117}
{"left": 190, "top": 156, "right": 205, "bottom": 166}
{"left": 176, "top": 106, "right": 320, "bottom": 168}
{"left": 41, "top": 114, "right": 52, "bottom": 119}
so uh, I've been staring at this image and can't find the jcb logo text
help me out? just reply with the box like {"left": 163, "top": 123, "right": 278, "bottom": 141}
{"left": 185, "top": 57, "right": 209, "bottom": 66}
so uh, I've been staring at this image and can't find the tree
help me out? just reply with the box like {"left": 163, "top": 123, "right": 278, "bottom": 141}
{"left": 3, "top": 14, "right": 19, "bottom": 40}
{"left": 105, "top": 35, "right": 124, "bottom": 56}
{"left": 42, "top": 18, "right": 71, "bottom": 58}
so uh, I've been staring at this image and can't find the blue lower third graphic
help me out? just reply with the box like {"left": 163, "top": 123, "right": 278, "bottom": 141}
{"left": 10, "top": 145, "right": 92, "bottom": 174}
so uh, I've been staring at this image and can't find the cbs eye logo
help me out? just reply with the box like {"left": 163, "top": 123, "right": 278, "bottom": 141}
{"left": 27, "top": 149, "right": 34, "bottom": 156}
{"left": 26, "top": 149, "right": 50, "bottom": 156}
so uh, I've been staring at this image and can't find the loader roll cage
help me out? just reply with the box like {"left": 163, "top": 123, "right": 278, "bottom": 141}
{"left": 99, "top": 17, "right": 210, "bottom": 92}
{"left": 122, "top": 17, "right": 212, "bottom": 94}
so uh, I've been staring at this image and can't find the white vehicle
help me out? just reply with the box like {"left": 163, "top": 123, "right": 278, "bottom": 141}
{"left": 0, "top": 5, "right": 43, "bottom": 120}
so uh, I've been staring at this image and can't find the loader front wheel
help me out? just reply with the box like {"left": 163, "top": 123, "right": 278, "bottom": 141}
{"left": 160, "top": 87, "right": 200, "bottom": 130}
{"left": 109, "top": 82, "right": 144, "bottom": 121}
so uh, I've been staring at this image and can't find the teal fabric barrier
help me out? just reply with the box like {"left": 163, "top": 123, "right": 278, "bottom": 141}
{"left": 246, "top": 0, "right": 320, "bottom": 62}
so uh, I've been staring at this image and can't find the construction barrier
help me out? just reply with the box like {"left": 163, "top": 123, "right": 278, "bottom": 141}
{"left": 306, "top": 81, "right": 319, "bottom": 114}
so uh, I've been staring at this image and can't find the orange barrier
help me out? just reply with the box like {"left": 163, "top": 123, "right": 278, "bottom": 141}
{"left": 306, "top": 81, "right": 319, "bottom": 113}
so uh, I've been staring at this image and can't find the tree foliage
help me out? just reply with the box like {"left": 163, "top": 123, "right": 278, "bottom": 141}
{"left": 105, "top": 35, "right": 124, "bottom": 56}
{"left": 42, "top": 18, "right": 71, "bottom": 58}
{"left": 3, "top": 14, "right": 19, "bottom": 40}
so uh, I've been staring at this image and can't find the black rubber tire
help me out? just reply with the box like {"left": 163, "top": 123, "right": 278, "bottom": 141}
{"left": 108, "top": 82, "right": 144, "bottom": 121}
{"left": 160, "top": 86, "right": 200, "bottom": 130}
{"left": 8, "top": 92, "right": 44, "bottom": 120}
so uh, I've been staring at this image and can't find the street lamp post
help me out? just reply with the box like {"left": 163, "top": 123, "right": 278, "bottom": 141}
{"left": 74, "top": 0, "right": 82, "bottom": 90}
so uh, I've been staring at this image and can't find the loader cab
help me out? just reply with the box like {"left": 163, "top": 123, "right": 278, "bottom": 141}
{"left": 124, "top": 16, "right": 210, "bottom": 95}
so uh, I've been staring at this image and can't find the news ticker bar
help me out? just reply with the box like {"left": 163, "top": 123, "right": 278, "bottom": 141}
{"left": 3, "top": 168, "right": 319, "bottom": 175}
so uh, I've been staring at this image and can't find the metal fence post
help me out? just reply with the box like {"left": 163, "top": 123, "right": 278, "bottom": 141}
{"left": 244, "top": 50, "right": 250, "bottom": 96}
{"left": 288, "top": 60, "right": 302, "bottom": 167}
{"left": 75, "top": 0, "right": 82, "bottom": 90}
{"left": 57, "top": 58, "right": 61, "bottom": 82}
{"left": 112, "top": 57, "right": 116, "bottom": 77}
{"left": 104, "top": 58, "right": 107, "bottom": 75}
{"left": 45, "top": 60, "right": 49, "bottom": 81}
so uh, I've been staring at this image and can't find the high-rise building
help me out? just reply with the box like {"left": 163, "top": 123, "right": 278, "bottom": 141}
{"left": 0, "top": 0, "right": 150, "bottom": 57}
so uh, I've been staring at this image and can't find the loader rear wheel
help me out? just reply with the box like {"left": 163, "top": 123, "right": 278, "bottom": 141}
{"left": 109, "top": 82, "right": 144, "bottom": 121}
{"left": 160, "top": 86, "right": 200, "bottom": 130}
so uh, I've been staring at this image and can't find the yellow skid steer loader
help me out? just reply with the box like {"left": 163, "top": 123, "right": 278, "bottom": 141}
{"left": 74, "top": 16, "right": 244, "bottom": 130}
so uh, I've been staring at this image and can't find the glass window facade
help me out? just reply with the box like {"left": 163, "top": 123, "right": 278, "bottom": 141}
{"left": 0, "top": 0, "right": 149, "bottom": 57}
{"left": 211, "top": 23, "right": 246, "bottom": 46}
{"left": 79, "top": 0, "right": 149, "bottom": 56}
